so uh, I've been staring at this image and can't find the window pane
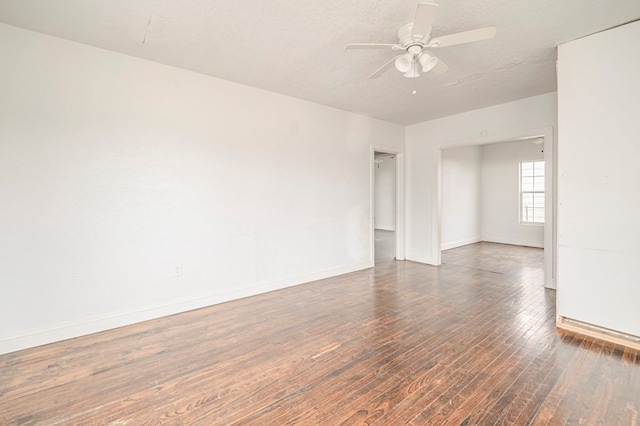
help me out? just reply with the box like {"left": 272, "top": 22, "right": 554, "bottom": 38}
{"left": 533, "top": 193, "right": 545, "bottom": 205}
{"left": 520, "top": 161, "right": 545, "bottom": 223}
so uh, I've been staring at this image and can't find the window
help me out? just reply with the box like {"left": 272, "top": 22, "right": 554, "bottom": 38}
{"left": 520, "top": 161, "right": 544, "bottom": 224}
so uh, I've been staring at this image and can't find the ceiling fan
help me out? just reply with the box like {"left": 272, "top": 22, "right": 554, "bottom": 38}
{"left": 346, "top": 2, "right": 496, "bottom": 79}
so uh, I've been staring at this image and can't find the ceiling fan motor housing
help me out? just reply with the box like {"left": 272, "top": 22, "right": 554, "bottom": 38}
{"left": 395, "top": 23, "right": 435, "bottom": 77}
{"left": 398, "top": 22, "right": 431, "bottom": 46}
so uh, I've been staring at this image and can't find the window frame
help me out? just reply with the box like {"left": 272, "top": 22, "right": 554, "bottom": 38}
{"left": 519, "top": 160, "right": 545, "bottom": 225}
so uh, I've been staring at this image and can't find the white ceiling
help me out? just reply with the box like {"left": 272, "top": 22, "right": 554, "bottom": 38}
{"left": 1, "top": 0, "right": 639, "bottom": 125}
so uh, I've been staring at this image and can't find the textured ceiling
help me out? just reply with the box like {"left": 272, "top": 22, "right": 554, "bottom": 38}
{"left": 1, "top": 0, "right": 639, "bottom": 125}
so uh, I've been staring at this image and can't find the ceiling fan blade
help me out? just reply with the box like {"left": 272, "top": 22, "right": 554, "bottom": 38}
{"left": 428, "top": 26, "right": 496, "bottom": 48}
{"left": 432, "top": 56, "right": 449, "bottom": 74}
{"left": 368, "top": 55, "right": 402, "bottom": 79}
{"left": 412, "top": 2, "right": 439, "bottom": 40}
{"left": 346, "top": 43, "right": 402, "bottom": 50}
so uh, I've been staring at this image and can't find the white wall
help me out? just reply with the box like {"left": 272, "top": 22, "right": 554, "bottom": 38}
{"left": 482, "top": 140, "right": 544, "bottom": 248}
{"left": 0, "top": 24, "right": 404, "bottom": 354}
{"left": 441, "top": 146, "right": 481, "bottom": 250}
{"left": 557, "top": 21, "right": 640, "bottom": 337}
{"left": 374, "top": 156, "right": 395, "bottom": 231}
{"left": 405, "top": 93, "right": 557, "bottom": 266}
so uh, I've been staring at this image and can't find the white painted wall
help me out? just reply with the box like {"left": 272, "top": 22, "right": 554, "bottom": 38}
{"left": 441, "top": 146, "right": 481, "bottom": 250}
{"left": 0, "top": 24, "right": 404, "bottom": 354}
{"left": 482, "top": 140, "right": 544, "bottom": 248}
{"left": 557, "top": 21, "right": 640, "bottom": 337}
{"left": 374, "top": 156, "right": 395, "bottom": 231}
{"left": 405, "top": 93, "right": 557, "bottom": 266}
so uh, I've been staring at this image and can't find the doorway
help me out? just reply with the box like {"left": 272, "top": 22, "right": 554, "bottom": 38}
{"left": 435, "top": 129, "right": 555, "bottom": 289}
{"left": 371, "top": 147, "right": 404, "bottom": 264}
{"left": 374, "top": 152, "right": 396, "bottom": 263}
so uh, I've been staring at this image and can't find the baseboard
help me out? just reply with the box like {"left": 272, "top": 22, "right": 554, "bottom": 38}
{"left": 481, "top": 235, "right": 543, "bottom": 249}
{"left": 405, "top": 254, "right": 437, "bottom": 266}
{"left": 0, "top": 261, "right": 374, "bottom": 356}
{"left": 441, "top": 236, "right": 482, "bottom": 251}
{"left": 557, "top": 316, "right": 640, "bottom": 351}
{"left": 374, "top": 226, "right": 395, "bottom": 231}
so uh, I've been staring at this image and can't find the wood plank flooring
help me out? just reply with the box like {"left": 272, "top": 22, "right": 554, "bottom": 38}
{"left": 1, "top": 232, "right": 639, "bottom": 425}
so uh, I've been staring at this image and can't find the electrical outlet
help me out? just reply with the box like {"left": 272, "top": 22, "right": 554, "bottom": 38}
{"left": 174, "top": 263, "right": 183, "bottom": 277}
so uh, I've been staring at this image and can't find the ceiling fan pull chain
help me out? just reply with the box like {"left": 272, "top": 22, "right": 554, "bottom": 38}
{"left": 412, "top": 61, "right": 417, "bottom": 94}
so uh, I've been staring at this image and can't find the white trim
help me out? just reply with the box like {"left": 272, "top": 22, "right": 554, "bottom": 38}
{"left": 441, "top": 236, "right": 482, "bottom": 251}
{"left": 395, "top": 152, "right": 405, "bottom": 260}
{"left": 406, "top": 254, "right": 436, "bottom": 265}
{"left": 519, "top": 160, "right": 545, "bottom": 224}
{"left": 0, "top": 261, "right": 373, "bottom": 356}
{"left": 432, "top": 148, "right": 442, "bottom": 265}
{"left": 557, "top": 316, "right": 640, "bottom": 351}
{"left": 371, "top": 145, "right": 405, "bottom": 262}
{"left": 481, "top": 235, "right": 544, "bottom": 249}
{"left": 544, "top": 130, "right": 555, "bottom": 289}
{"left": 370, "top": 147, "right": 376, "bottom": 263}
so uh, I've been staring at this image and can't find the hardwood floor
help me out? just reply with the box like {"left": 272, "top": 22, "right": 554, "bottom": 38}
{"left": 1, "top": 234, "right": 639, "bottom": 425}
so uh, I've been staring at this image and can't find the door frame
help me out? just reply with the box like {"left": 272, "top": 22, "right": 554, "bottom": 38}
{"left": 433, "top": 127, "right": 556, "bottom": 288}
{"left": 371, "top": 145, "right": 405, "bottom": 262}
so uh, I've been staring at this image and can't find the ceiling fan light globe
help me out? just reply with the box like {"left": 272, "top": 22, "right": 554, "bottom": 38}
{"left": 419, "top": 53, "right": 438, "bottom": 73}
{"left": 403, "top": 68, "right": 420, "bottom": 78}
{"left": 394, "top": 53, "right": 413, "bottom": 73}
